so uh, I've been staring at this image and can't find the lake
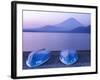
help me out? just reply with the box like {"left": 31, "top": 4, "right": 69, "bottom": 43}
{"left": 23, "top": 32, "right": 90, "bottom": 51}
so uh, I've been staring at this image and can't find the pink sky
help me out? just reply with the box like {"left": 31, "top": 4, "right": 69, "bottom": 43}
{"left": 23, "top": 11, "right": 91, "bottom": 29}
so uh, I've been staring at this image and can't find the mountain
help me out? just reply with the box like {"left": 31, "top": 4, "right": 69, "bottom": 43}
{"left": 55, "top": 18, "right": 83, "bottom": 31}
{"left": 23, "top": 18, "right": 90, "bottom": 33}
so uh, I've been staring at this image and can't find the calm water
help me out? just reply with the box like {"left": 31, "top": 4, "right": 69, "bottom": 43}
{"left": 23, "top": 32, "right": 90, "bottom": 51}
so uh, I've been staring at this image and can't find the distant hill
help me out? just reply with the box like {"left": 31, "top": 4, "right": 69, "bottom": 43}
{"left": 23, "top": 25, "right": 56, "bottom": 32}
{"left": 70, "top": 25, "right": 90, "bottom": 33}
{"left": 23, "top": 18, "right": 90, "bottom": 33}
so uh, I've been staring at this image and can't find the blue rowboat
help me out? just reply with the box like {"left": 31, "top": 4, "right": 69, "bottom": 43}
{"left": 26, "top": 49, "right": 51, "bottom": 68}
{"left": 60, "top": 49, "right": 78, "bottom": 65}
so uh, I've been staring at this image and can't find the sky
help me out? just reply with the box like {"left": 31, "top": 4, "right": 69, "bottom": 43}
{"left": 23, "top": 11, "right": 91, "bottom": 29}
